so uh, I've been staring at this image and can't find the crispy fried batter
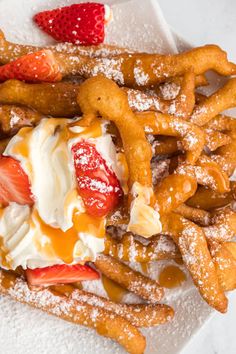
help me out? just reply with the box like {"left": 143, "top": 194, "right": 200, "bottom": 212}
{"left": 161, "top": 213, "right": 228, "bottom": 313}
{"left": 95, "top": 254, "right": 164, "bottom": 303}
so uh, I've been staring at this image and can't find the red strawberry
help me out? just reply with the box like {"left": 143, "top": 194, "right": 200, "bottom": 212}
{"left": 0, "top": 50, "right": 61, "bottom": 83}
{"left": 72, "top": 141, "right": 122, "bottom": 217}
{"left": 0, "top": 155, "right": 34, "bottom": 206}
{"left": 26, "top": 263, "right": 99, "bottom": 286}
{"left": 33, "top": 3, "right": 110, "bottom": 45}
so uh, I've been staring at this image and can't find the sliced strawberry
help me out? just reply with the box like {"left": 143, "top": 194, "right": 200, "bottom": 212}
{"left": 72, "top": 141, "right": 122, "bottom": 217}
{"left": 0, "top": 50, "right": 61, "bottom": 83}
{"left": 0, "top": 155, "right": 33, "bottom": 206}
{"left": 34, "top": 3, "right": 108, "bottom": 45}
{"left": 26, "top": 263, "right": 99, "bottom": 286}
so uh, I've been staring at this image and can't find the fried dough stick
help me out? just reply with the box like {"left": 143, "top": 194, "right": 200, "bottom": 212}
{"left": 136, "top": 111, "right": 205, "bottom": 164}
{"left": 55, "top": 45, "right": 236, "bottom": 87}
{"left": 213, "top": 130, "right": 236, "bottom": 177}
{"left": 0, "top": 104, "right": 42, "bottom": 138}
{"left": 161, "top": 213, "right": 228, "bottom": 313}
{"left": 191, "top": 78, "right": 236, "bottom": 126}
{"left": 0, "top": 30, "right": 130, "bottom": 63}
{"left": 104, "top": 233, "right": 181, "bottom": 262}
{"left": 2, "top": 35, "right": 235, "bottom": 87}
{"left": 153, "top": 130, "right": 230, "bottom": 157}
{"left": 155, "top": 174, "right": 197, "bottom": 214}
{"left": 176, "top": 156, "right": 230, "bottom": 193}
{"left": 127, "top": 71, "right": 195, "bottom": 118}
{"left": 53, "top": 285, "right": 174, "bottom": 327}
{"left": 94, "top": 254, "right": 164, "bottom": 303}
{"left": 0, "top": 270, "right": 146, "bottom": 354}
{"left": 78, "top": 76, "right": 153, "bottom": 188}
{"left": 187, "top": 185, "right": 235, "bottom": 210}
{"left": 175, "top": 204, "right": 211, "bottom": 226}
{"left": 210, "top": 242, "right": 236, "bottom": 292}
{"left": 0, "top": 80, "right": 80, "bottom": 117}
{"left": 203, "top": 207, "right": 236, "bottom": 243}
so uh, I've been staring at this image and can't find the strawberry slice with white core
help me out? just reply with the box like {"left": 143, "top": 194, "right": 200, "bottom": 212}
{"left": 0, "top": 50, "right": 62, "bottom": 83}
{"left": 26, "top": 263, "right": 100, "bottom": 286}
{"left": 33, "top": 3, "right": 112, "bottom": 45}
{"left": 0, "top": 155, "right": 34, "bottom": 206}
{"left": 72, "top": 141, "right": 123, "bottom": 217}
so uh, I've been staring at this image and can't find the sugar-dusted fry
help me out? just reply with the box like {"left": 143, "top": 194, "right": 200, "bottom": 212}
{"left": 104, "top": 233, "right": 181, "bottom": 262}
{"left": 187, "top": 185, "right": 235, "bottom": 210}
{"left": 0, "top": 270, "right": 146, "bottom": 354}
{"left": 203, "top": 207, "right": 236, "bottom": 243}
{"left": 56, "top": 45, "right": 236, "bottom": 86}
{"left": 204, "top": 129, "right": 231, "bottom": 151}
{"left": 0, "top": 29, "right": 131, "bottom": 64}
{"left": 155, "top": 174, "right": 197, "bottom": 214}
{"left": 153, "top": 136, "right": 180, "bottom": 155}
{"left": 0, "top": 104, "right": 42, "bottom": 138}
{"left": 136, "top": 111, "right": 205, "bottom": 164}
{"left": 213, "top": 130, "right": 236, "bottom": 177}
{"left": 210, "top": 242, "right": 236, "bottom": 292}
{"left": 161, "top": 213, "right": 228, "bottom": 313}
{"left": 176, "top": 156, "right": 230, "bottom": 193}
{"left": 68, "top": 287, "right": 175, "bottom": 327}
{"left": 205, "top": 114, "right": 236, "bottom": 131}
{"left": 0, "top": 80, "right": 80, "bottom": 117}
{"left": 125, "top": 72, "right": 195, "bottom": 118}
{"left": 175, "top": 204, "right": 210, "bottom": 226}
{"left": 94, "top": 254, "right": 164, "bottom": 303}
{"left": 191, "top": 78, "right": 236, "bottom": 126}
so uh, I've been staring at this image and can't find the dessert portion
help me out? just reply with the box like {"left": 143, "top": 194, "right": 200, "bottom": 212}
{"left": 0, "top": 2, "right": 236, "bottom": 354}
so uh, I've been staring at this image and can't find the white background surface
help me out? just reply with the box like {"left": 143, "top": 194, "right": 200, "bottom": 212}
{"left": 158, "top": 1, "right": 236, "bottom": 353}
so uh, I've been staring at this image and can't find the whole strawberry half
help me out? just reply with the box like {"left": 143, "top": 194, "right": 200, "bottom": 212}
{"left": 34, "top": 3, "right": 111, "bottom": 45}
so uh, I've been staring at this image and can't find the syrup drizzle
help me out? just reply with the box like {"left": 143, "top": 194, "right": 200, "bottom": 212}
{"left": 102, "top": 274, "right": 127, "bottom": 302}
{"left": 158, "top": 265, "right": 186, "bottom": 289}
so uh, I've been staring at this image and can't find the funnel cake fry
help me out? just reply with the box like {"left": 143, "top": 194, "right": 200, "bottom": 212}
{"left": 94, "top": 254, "right": 164, "bottom": 303}
{"left": 51, "top": 45, "right": 236, "bottom": 87}
{"left": 136, "top": 111, "right": 205, "bottom": 164}
{"left": 104, "top": 233, "right": 181, "bottom": 262}
{"left": 0, "top": 80, "right": 80, "bottom": 117}
{"left": 213, "top": 130, "right": 236, "bottom": 177}
{"left": 77, "top": 76, "right": 152, "bottom": 188}
{"left": 210, "top": 242, "right": 236, "bottom": 292}
{"left": 187, "top": 185, "right": 235, "bottom": 210}
{"left": 161, "top": 213, "right": 228, "bottom": 313}
{"left": 0, "top": 104, "right": 42, "bottom": 138}
{"left": 1, "top": 32, "right": 235, "bottom": 87}
{"left": 0, "top": 269, "right": 146, "bottom": 354}
{"left": 175, "top": 204, "right": 211, "bottom": 226}
{"left": 0, "top": 30, "right": 131, "bottom": 63}
{"left": 203, "top": 207, "right": 236, "bottom": 243}
{"left": 127, "top": 71, "right": 195, "bottom": 118}
{"left": 176, "top": 157, "right": 230, "bottom": 193}
{"left": 205, "top": 130, "right": 231, "bottom": 151}
{"left": 191, "top": 78, "right": 236, "bottom": 126}
{"left": 155, "top": 174, "right": 197, "bottom": 215}
{"left": 57, "top": 287, "right": 174, "bottom": 328}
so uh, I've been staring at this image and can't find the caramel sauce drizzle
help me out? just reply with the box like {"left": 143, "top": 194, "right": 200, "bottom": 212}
{"left": 31, "top": 209, "right": 105, "bottom": 264}
{"left": 158, "top": 265, "right": 186, "bottom": 289}
{"left": 102, "top": 275, "right": 127, "bottom": 303}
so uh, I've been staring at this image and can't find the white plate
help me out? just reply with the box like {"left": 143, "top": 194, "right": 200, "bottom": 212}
{"left": 0, "top": 1, "right": 222, "bottom": 353}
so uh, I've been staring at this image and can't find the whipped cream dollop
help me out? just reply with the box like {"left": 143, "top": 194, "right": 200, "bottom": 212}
{"left": 1, "top": 118, "right": 125, "bottom": 270}
{"left": 0, "top": 203, "right": 104, "bottom": 270}
{"left": 127, "top": 182, "right": 162, "bottom": 238}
